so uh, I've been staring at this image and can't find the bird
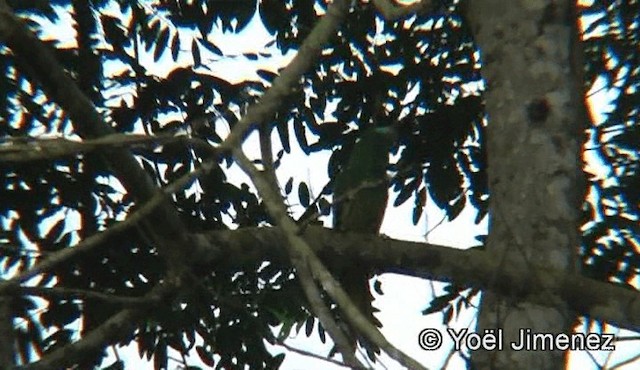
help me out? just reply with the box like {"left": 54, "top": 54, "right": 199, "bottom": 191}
{"left": 332, "top": 125, "right": 396, "bottom": 358}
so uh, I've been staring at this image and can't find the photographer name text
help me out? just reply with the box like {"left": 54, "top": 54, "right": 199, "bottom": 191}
{"left": 447, "top": 328, "right": 615, "bottom": 351}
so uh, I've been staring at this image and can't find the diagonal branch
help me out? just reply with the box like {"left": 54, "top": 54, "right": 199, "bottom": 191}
{"left": 0, "top": 151, "right": 219, "bottom": 296}
{"left": 232, "top": 148, "right": 428, "bottom": 370}
{"left": 295, "top": 257, "right": 365, "bottom": 368}
{"left": 19, "top": 282, "right": 176, "bottom": 370}
{"left": 0, "top": 1, "right": 192, "bottom": 263}
{"left": 253, "top": 130, "right": 347, "bottom": 370}
{"left": 0, "top": 0, "right": 377, "bottom": 368}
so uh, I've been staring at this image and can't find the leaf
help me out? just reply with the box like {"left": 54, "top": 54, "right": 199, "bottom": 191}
{"left": 256, "top": 69, "right": 278, "bottom": 83}
{"left": 394, "top": 183, "right": 413, "bottom": 207}
{"left": 273, "top": 353, "right": 286, "bottom": 367}
{"left": 447, "top": 195, "right": 466, "bottom": 220}
{"left": 298, "top": 182, "right": 310, "bottom": 207}
{"left": 101, "top": 361, "right": 124, "bottom": 370}
{"left": 293, "top": 119, "right": 309, "bottom": 154}
{"left": 455, "top": 294, "right": 464, "bottom": 314}
{"left": 373, "top": 279, "right": 383, "bottom": 295}
{"left": 192, "top": 39, "right": 201, "bottom": 67}
{"left": 274, "top": 148, "right": 284, "bottom": 168}
{"left": 170, "top": 32, "right": 180, "bottom": 61}
{"left": 45, "top": 219, "right": 65, "bottom": 242}
{"left": 318, "top": 322, "right": 326, "bottom": 343}
{"left": 276, "top": 316, "right": 295, "bottom": 341}
{"left": 318, "top": 197, "right": 331, "bottom": 216}
{"left": 413, "top": 187, "right": 427, "bottom": 225}
{"left": 276, "top": 120, "right": 290, "bottom": 153}
{"left": 200, "top": 39, "right": 223, "bottom": 55}
{"left": 101, "top": 15, "right": 127, "bottom": 50}
{"left": 442, "top": 306, "right": 453, "bottom": 324}
{"left": 153, "top": 340, "right": 167, "bottom": 370}
{"left": 304, "top": 316, "right": 314, "bottom": 337}
{"left": 196, "top": 346, "right": 215, "bottom": 367}
{"left": 284, "top": 178, "right": 293, "bottom": 195}
{"left": 421, "top": 293, "right": 456, "bottom": 316}
{"left": 154, "top": 27, "right": 170, "bottom": 62}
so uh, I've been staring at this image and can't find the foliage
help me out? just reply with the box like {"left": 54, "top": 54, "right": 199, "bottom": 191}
{"left": 0, "top": 0, "right": 486, "bottom": 367}
{"left": 579, "top": 0, "right": 640, "bottom": 286}
{"left": 2, "top": 0, "right": 637, "bottom": 369}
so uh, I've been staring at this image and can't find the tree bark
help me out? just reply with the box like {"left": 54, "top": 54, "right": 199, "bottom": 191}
{"left": 0, "top": 297, "right": 14, "bottom": 369}
{"left": 466, "top": 0, "right": 587, "bottom": 369}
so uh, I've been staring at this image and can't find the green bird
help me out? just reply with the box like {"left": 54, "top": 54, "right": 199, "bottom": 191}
{"left": 332, "top": 125, "right": 396, "bottom": 357}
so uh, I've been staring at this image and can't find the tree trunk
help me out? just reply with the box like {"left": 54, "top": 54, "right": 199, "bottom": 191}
{"left": 466, "top": 0, "right": 586, "bottom": 368}
{"left": 0, "top": 297, "right": 14, "bottom": 368}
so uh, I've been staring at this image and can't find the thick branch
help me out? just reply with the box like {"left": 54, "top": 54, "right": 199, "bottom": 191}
{"left": 232, "top": 148, "right": 365, "bottom": 367}
{"left": 198, "top": 226, "right": 640, "bottom": 333}
{"left": 0, "top": 1, "right": 394, "bottom": 368}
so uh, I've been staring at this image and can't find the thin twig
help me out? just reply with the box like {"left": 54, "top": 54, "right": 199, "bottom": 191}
{"left": 13, "top": 285, "right": 158, "bottom": 307}
{"left": 277, "top": 340, "right": 354, "bottom": 368}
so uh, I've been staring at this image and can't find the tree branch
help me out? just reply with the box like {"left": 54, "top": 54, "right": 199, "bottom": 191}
{"left": 198, "top": 226, "right": 640, "bottom": 334}
{"left": 371, "top": 0, "right": 433, "bottom": 21}
{"left": 0, "top": 0, "right": 193, "bottom": 263}
{"left": 276, "top": 340, "right": 354, "bottom": 369}
{"left": 8, "top": 285, "right": 158, "bottom": 307}
{"left": 0, "top": 1, "right": 383, "bottom": 368}
{"left": 18, "top": 283, "right": 174, "bottom": 370}
{"left": 232, "top": 147, "right": 365, "bottom": 368}
{"left": 295, "top": 258, "right": 365, "bottom": 368}
{"left": 231, "top": 148, "right": 427, "bottom": 369}
{"left": 0, "top": 148, "right": 220, "bottom": 296}
{"left": 0, "top": 133, "right": 190, "bottom": 163}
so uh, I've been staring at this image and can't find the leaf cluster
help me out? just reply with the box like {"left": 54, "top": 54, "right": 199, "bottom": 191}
{"left": 579, "top": 1, "right": 640, "bottom": 287}
{"left": 0, "top": 0, "right": 492, "bottom": 368}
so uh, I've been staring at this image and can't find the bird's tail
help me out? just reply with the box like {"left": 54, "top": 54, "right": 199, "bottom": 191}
{"left": 340, "top": 267, "right": 381, "bottom": 361}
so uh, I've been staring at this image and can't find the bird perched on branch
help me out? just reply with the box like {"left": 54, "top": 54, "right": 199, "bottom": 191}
{"left": 332, "top": 125, "right": 396, "bottom": 358}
